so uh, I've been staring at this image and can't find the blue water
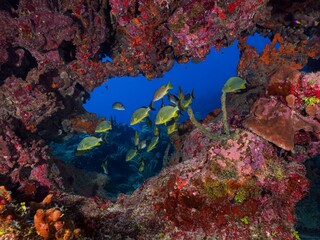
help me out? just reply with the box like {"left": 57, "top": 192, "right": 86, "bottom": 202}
{"left": 84, "top": 33, "right": 270, "bottom": 124}
{"left": 246, "top": 33, "right": 271, "bottom": 54}
{"left": 84, "top": 45, "right": 238, "bottom": 124}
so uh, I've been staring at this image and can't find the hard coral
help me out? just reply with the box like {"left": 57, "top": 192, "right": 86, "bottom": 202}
{"left": 0, "top": 127, "right": 54, "bottom": 198}
{"left": 122, "top": 128, "right": 308, "bottom": 239}
{"left": 68, "top": 113, "right": 103, "bottom": 134}
{"left": 260, "top": 33, "right": 308, "bottom": 70}
{"left": 267, "top": 65, "right": 300, "bottom": 97}
{"left": 110, "top": 0, "right": 268, "bottom": 79}
{"left": 0, "top": 76, "right": 62, "bottom": 132}
{"left": 290, "top": 72, "right": 320, "bottom": 108}
{"left": 243, "top": 97, "right": 320, "bottom": 152}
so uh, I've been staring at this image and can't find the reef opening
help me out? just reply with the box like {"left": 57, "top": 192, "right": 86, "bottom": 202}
{"left": 58, "top": 40, "right": 76, "bottom": 64}
{"left": 301, "top": 57, "right": 320, "bottom": 72}
{"left": 48, "top": 40, "right": 246, "bottom": 199}
{"left": 0, "top": 47, "right": 37, "bottom": 83}
{"left": 48, "top": 33, "right": 282, "bottom": 200}
{"left": 246, "top": 33, "right": 271, "bottom": 54}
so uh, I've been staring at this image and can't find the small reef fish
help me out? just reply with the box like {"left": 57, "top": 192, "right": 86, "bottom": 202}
{"left": 101, "top": 160, "right": 108, "bottom": 175}
{"left": 153, "top": 81, "right": 173, "bottom": 102}
{"left": 167, "top": 93, "right": 179, "bottom": 105}
{"left": 167, "top": 121, "right": 178, "bottom": 134}
{"left": 134, "top": 131, "right": 139, "bottom": 146}
{"left": 179, "top": 89, "right": 195, "bottom": 111}
{"left": 178, "top": 86, "right": 184, "bottom": 100}
{"left": 77, "top": 136, "right": 103, "bottom": 151}
{"left": 153, "top": 125, "right": 159, "bottom": 136}
{"left": 130, "top": 102, "right": 154, "bottom": 125}
{"left": 95, "top": 120, "right": 112, "bottom": 133}
{"left": 222, "top": 77, "right": 246, "bottom": 93}
{"left": 155, "top": 105, "right": 179, "bottom": 125}
{"left": 126, "top": 148, "right": 138, "bottom": 161}
{"left": 138, "top": 139, "right": 147, "bottom": 150}
{"left": 139, "top": 160, "right": 145, "bottom": 172}
{"left": 147, "top": 136, "right": 159, "bottom": 152}
{"left": 112, "top": 102, "right": 125, "bottom": 110}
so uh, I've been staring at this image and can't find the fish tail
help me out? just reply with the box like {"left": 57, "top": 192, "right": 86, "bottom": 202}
{"left": 149, "top": 101, "right": 156, "bottom": 111}
{"left": 102, "top": 133, "right": 108, "bottom": 144}
{"left": 178, "top": 86, "right": 184, "bottom": 99}
{"left": 167, "top": 81, "right": 173, "bottom": 89}
{"left": 191, "top": 89, "right": 195, "bottom": 99}
{"left": 177, "top": 100, "right": 185, "bottom": 111}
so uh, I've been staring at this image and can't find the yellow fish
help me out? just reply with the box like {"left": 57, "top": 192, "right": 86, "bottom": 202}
{"left": 222, "top": 77, "right": 246, "bottom": 93}
{"left": 154, "top": 125, "right": 159, "bottom": 136}
{"left": 77, "top": 136, "right": 103, "bottom": 151}
{"left": 147, "top": 136, "right": 159, "bottom": 152}
{"left": 167, "top": 121, "right": 178, "bottom": 134}
{"left": 134, "top": 131, "right": 139, "bottom": 146}
{"left": 126, "top": 148, "right": 138, "bottom": 161}
{"left": 95, "top": 120, "right": 112, "bottom": 133}
{"left": 139, "top": 160, "right": 145, "bottom": 172}
{"left": 178, "top": 88, "right": 195, "bottom": 111}
{"left": 155, "top": 105, "right": 179, "bottom": 125}
{"left": 130, "top": 102, "right": 154, "bottom": 125}
{"left": 153, "top": 81, "right": 173, "bottom": 102}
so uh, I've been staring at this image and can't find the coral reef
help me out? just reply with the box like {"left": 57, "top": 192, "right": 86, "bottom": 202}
{"left": 54, "top": 127, "right": 310, "bottom": 239}
{"left": 243, "top": 96, "right": 320, "bottom": 152}
{"left": 0, "top": 0, "right": 319, "bottom": 239}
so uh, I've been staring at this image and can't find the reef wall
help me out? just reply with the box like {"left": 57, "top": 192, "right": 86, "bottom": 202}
{"left": 0, "top": 0, "right": 319, "bottom": 239}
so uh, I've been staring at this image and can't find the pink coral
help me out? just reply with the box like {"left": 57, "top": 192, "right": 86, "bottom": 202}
{"left": 0, "top": 127, "right": 50, "bottom": 190}
{"left": 243, "top": 97, "right": 320, "bottom": 152}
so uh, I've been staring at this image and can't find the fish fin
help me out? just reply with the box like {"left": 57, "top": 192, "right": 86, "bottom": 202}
{"left": 167, "top": 81, "right": 173, "bottom": 89}
{"left": 178, "top": 86, "right": 183, "bottom": 99}
{"left": 149, "top": 101, "right": 156, "bottom": 111}
{"left": 177, "top": 101, "right": 185, "bottom": 112}
{"left": 191, "top": 89, "right": 195, "bottom": 99}
{"left": 102, "top": 133, "right": 108, "bottom": 144}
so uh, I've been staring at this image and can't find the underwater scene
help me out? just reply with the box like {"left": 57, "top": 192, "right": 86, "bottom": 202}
{"left": 0, "top": 0, "right": 319, "bottom": 239}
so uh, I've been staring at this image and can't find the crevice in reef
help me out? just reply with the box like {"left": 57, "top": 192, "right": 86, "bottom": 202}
{"left": 0, "top": 47, "right": 37, "bottom": 83}
{"left": 0, "top": 0, "right": 20, "bottom": 17}
{"left": 302, "top": 57, "right": 320, "bottom": 73}
{"left": 268, "top": 0, "right": 307, "bottom": 14}
{"left": 58, "top": 40, "right": 76, "bottom": 64}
